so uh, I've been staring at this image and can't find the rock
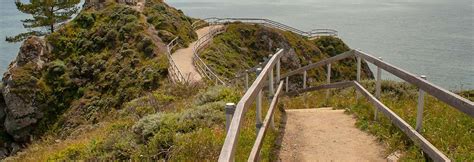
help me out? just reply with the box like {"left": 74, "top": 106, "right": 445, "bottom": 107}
{"left": 0, "top": 86, "right": 6, "bottom": 126}
{"left": 1, "top": 36, "right": 48, "bottom": 143}
{"left": 0, "top": 147, "right": 7, "bottom": 159}
{"left": 11, "top": 36, "right": 47, "bottom": 68}
{"left": 10, "top": 143, "right": 21, "bottom": 155}
{"left": 387, "top": 150, "right": 402, "bottom": 162}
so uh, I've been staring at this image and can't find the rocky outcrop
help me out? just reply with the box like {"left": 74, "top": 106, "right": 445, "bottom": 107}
{"left": 0, "top": 87, "right": 5, "bottom": 128}
{"left": 256, "top": 27, "right": 302, "bottom": 70}
{"left": 0, "top": 36, "right": 49, "bottom": 157}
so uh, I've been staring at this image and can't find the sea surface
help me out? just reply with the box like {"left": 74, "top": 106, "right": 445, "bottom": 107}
{"left": 1, "top": 0, "right": 473, "bottom": 90}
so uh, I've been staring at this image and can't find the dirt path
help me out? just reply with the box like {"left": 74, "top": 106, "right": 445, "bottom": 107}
{"left": 171, "top": 26, "right": 221, "bottom": 82}
{"left": 278, "top": 108, "right": 386, "bottom": 161}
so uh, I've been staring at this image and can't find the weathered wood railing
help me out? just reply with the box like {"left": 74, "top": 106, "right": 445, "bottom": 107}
{"left": 219, "top": 49, "right": 284, "bottom": 161}
{"left": 189, "top": 17, "right": 338, "bottom": 86}
{"left": 192, "top": 25, "right": 229, "bottom": 85}
{"left": 220, "top": 48, "right": 473, "bottom": 161}
{"left": 166, "top": 37, "right": 186, "bottom": 83}
{"left": 195, "top": 17, "right": 338, "bottom": 38}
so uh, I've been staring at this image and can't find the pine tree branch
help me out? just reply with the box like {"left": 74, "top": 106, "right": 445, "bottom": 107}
{"left": 5, "top": 31, "right": 46, "bottom": 43}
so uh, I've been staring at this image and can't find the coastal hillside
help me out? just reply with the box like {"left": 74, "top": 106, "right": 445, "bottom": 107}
{"left": 200, "top": 23, "right": 373, "bottom": 84}
{"left": 0, "top": 0, "right": 196, "bottom": 158}
{"left": 0, "top": 0, "right": 471, "bottom": 161}
{"left": 0, "top": 0, "right": 373, "bottom": 160}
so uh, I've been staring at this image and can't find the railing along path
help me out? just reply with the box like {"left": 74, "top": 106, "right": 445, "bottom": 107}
{"left": 189, "top": 17, "right": 338, "bottom": 85}
{"left": 218, "top": 48, "right": 474, "bottom": 162}
{"left": 166, "top": 37, "right": 185, "bottom": 83}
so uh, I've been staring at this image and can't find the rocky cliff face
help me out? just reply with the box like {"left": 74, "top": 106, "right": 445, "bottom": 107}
{"left": 0, "top": 36, "right": 49, "bottom": 157}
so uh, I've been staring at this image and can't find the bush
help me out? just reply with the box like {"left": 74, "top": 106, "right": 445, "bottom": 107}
{"left": 46, "top": 60, "right": 67, "bottom": 79}
{"left": 170, "top": 128, "right": 224, "bottom": 160}
{"left": 194, "top": 86, "right": 239, "bottom": 105}
{"left": 137, "top": 37, "right": 155, "bottom": 57}
{"left": 75, "top": 12, "right": 95, "bottom": 28}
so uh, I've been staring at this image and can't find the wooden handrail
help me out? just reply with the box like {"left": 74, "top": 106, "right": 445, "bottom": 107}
{"left": 280, "top": 50, "right": 355, "bottom": 79}
{"left": 279, "top": 49, "right": 473, "bottom": 117}
{"left": 283, "top": 81, "right": 451, "bottom": 161}
{"left": 205, "top": 17, "right": 471, "bottom": 161}
{"left": 354, "top": 50, "right": 474, "bottom": 117}
{"left": 192, "top": 25, "right": 228, "bottom": 85}
{"left": 248, "top": 81, "right": 284, "bottom": 161}
{"left": 211, "top": 17, "right": 338, "bottom": 38}
{"left": 166, "top": 37, "right": 186, "bottom": 83}
{"left": 218, "top": 49, "right": 284, "bottom": 162}
{"left": 352, "top": 81, "right": 450, "bottom": 161}
{"left": 191, "top": 17, "right": 339, "bottom": 85}
{"left": 284, "top": 81, "right": 354, "bottom": 96}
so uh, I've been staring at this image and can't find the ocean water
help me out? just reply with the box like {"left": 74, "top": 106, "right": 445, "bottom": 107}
{"left": 1, "top": 0, "right": 473, "bottom": 90}
{"left": 0, "top": 0, "right": 30, "bottom": 73}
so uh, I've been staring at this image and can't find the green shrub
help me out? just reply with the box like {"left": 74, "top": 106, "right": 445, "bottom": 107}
{"left": 132, "top": 113, "right": 166, "bottom": 141}
{"left": 194, "top": 86, "right": 240, "bottom": 105}
{"left": 75, "top": 12, "right": 95, "bottom": 28}
{"left": 170, "top": 128, "right": 224, "bottom": 160}
{"left": 137, "top": 37, "right": 155, "bottom": 57}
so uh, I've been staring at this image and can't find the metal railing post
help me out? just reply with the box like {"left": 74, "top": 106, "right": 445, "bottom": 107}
{"left": 375, "top": 57, "right": 382, "bottom": 121}
{"left": 285, "top": 77, "right": 289, "bottom": 92}
{"left": 326, "top": 63, "right": 331, "bottom": 101}
{"left": 303, "top": 71, "right": 307, "bottom": 89}
{"left": 245, "top": 70, "right": 249, "bottom": 90}
{"left": 356, "top": 57, "right": 361, "bottom": 100}
{"left": 256, "top": 68, "right": 263, "bottom": 134}
{"left": 416, "top": 75, "right": 427, "bottom": 132}
{"left": 225, "top": 103, "right": 236, "bottom": 133}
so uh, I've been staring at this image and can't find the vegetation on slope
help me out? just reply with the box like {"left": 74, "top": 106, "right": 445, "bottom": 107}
{"left": 143, "top": 0, "right": 197, "bottom": 46}
{"left": 10, "top": 83, "right": 282, "bottom": 161}
{"left": 4, "top": 2, "right": 289, "bottom": 160}
{"left": 282, "top": 80, "right": 474, "bottom": 160}
{"left": 40, "top": 4, "right": 169, "bottom": 137}
{"left": 1, "top": 1, "right": 197, "bottom": 156}
{"left": 200, "top": 23, "right": 373, "bottom": 83}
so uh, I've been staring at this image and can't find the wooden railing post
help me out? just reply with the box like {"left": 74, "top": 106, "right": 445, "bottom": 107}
{"left": 256, "top": 68, "right": 263, "bottom": 134}
{"left": 268, "top": 55, "right": 275, "bottom": 129}
{"left": 326, "top": 63, "right": 331, "bottom": 101}
{"left": 225, "top": 103, "right": 236, "bottom": 133}
{"left": 276, "top": 56, "right": 281, "bottom": 81}
{"left": 245, "top": 70, "right": 249, "bottom": 90}
{"left": 303, "top": 71, "right": 307, "bottom": 89}
{"left": 416, "top": 75, "right": 427, "bottom": 132}
{"left": 356, "top": 56, "right": 361, "bottom": 100}
{"left": 269, "top": 55, "right": 274, "bottom": 95}
{"left": 375, "top": 57, "right": 382, "bottom": 121}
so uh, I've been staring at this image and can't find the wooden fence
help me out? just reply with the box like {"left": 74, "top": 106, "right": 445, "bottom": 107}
{"left": 219, "top": 49, "right": 473, "bottom": 162}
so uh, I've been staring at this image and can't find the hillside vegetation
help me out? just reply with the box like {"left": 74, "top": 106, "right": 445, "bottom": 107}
{"left": 200, "top": 23, "right": 373, "bottom": 83}
{"left": 0, "top": 1, "right": 196, "bottom": 158}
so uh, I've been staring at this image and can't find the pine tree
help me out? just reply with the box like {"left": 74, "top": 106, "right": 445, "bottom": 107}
{"left": 6, "top": 0, "right": 81, "bottom": 43}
